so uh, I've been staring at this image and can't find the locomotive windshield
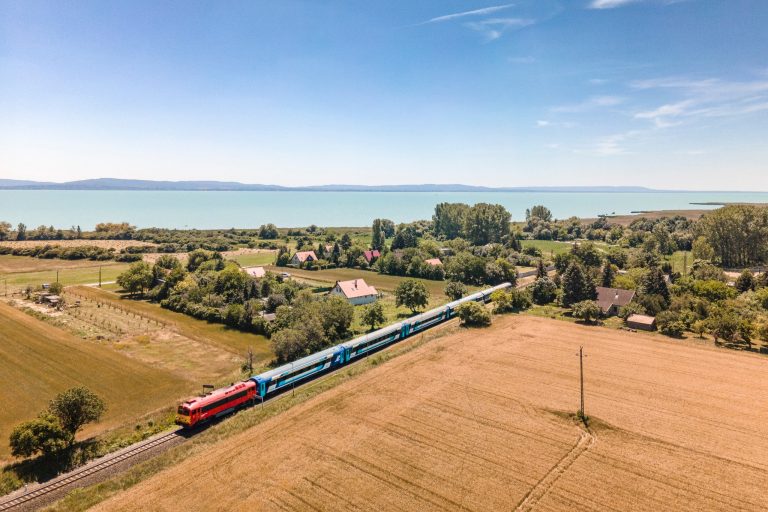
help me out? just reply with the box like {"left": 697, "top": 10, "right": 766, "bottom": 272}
{"left": 177, "top": 406, "right": 189, "bottom": 415}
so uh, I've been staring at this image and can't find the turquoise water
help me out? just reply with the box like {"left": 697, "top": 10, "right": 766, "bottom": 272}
{"left": 1, "top": 190, "right": 767, "bottom": 229}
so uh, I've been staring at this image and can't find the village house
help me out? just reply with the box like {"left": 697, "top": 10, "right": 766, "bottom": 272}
{"left": 290, "top": 250, "right": 317, "bottom": 266}
{"left": 627, "top": 314, "right": 656, "bottom": 331}
{"left": 595, "top": 286, "right": 636, "bottom": 316}
{"left": 329, "top": 278, "right": 378, "bottom": 305}
{"left": 363, "top": 250, "right": 380, "bottom": 264}
{"left": 424, "top": 258, "right": 442, "bottom": 266}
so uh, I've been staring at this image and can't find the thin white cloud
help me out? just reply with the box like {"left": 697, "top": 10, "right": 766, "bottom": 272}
{"left": 589, "top": 0, "right": 640, "bottom": 8}
{"left": 537, "top": 120, "right": 551, "bottom": 127}
{"left": 465, "top": 17, "right": 535, "bottom": 41}
{"left": 423, "top": 3, "right": 516, "bottom": 24}
{"left": 551, "top": 95, "right": 625, "bottom": 113}
{"left": 632, "top": 75, "right": 768, "bottom": 127}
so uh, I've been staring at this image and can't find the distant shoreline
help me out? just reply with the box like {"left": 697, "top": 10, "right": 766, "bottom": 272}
{"left": 0, "top": 179, "right": 763, "bottom": 193}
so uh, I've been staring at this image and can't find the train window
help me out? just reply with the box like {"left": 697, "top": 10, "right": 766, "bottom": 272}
{"left": 177, "top": 406, "right": 189, "bottom": 415}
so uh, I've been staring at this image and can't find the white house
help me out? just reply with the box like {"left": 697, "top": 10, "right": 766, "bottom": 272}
{"left": 329, "top": 278, "right": 378, "bottom": 305}
{"left": 290, "top": 250, "right": 317, "bottom": 266}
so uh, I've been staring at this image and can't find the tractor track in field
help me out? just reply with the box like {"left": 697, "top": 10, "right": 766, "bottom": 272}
{"left": 514, "top": 427, "right": 595, "bottom": 512}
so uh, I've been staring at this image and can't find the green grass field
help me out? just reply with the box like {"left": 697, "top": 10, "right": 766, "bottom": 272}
{"left": 227, "top": 252, "right": 276, "bottom": 267}
{"left": 0, "top": 301, "right": 190, "bottom": 462}
{"left": 0, "top": 256, "right": 129, "bottom": 292}
{"left": 520, "top": 239, "right": 574, "bottom": 257}
{"left": 71, "top": 286, "right": 272, "bottom": 361}
{"left": 667, "top": 250, "right": 693, "bottom": 275}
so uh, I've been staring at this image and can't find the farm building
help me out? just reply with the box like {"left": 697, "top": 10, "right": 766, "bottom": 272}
{"left": 627, "top": 314, "right": 656, "bottom": 331}
{"left": 596, "top": 286, "right": 636, "bottom": 316}
{"left": 425, "top": 258, "right": 442, "bottom": 266}
{"left": 329, "top": 279, "right": 378, "bottom": 305}
{"left": 291, "top": 250, "right": 317, "bottom": 266}
{"left": 243, "top": 266, "right": 266, "bottom": 278}
{"left": 363, "top": 250, "right": 380, "bottom": 264}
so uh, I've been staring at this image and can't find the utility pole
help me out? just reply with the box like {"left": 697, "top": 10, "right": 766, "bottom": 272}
{"left": 683, "top": 252, "right": 688, "bottom": 277}
{"left": 579, "top": 346, "right": 584, "bottom": 417}
{"left": 56, "top": 270, "right": 59, "bottom": 283}
{"left": 246, "top": 347, "right": 254, "bottom": 376}
{"left": 99, "top": 267, "right": 102, "bottom": 288}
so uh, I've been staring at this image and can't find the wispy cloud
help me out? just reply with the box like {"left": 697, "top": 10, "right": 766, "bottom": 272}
{"left": 588, "top": 0, "right": 689, "bottom": 9}
{"left": 551, "top": 95, "right": 625, "bottom": 113}
{"left": 537, "top": 120, "right": 577, "bottom": 128}
{"left": 632, "top": 75, "right": 768, "bottom": 127}
{"left": 586, "top": 130, "right": 643, "bottom": 156}
{"left": 589, "top": 0, "right": 640, "bottom": 9}
{"left": 465, "top": 17, "right": 535, "bottom": 41}
{"left": 423, "top": 3, "right": 516, "bottom": 24}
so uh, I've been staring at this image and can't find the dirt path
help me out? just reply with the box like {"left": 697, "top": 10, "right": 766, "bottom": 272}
{"left": 514, "top": 427, "right": 595, "bottom": 512}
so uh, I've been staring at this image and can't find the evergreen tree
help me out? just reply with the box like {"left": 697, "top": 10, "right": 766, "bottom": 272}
{"left": 561, "top": 262, "right": 596, "bottom": 307}
{"left": 536, "top": 259, "right": 547, "bottom": 279}
{"left": 331, "top": 242, "right": 341, "bottom": 265}
{"left": 735, "top": 269, "right": 756, "bottom": 293}
{"left": 640, "top": 266, "right": 670, "bottom": 303}
{"left": 340, "top": 233, "right": 352, "bottom": 250}
{"left": 601, "top": 261, "right": 616, "bottom": 287}
{"left": 371, "top": 218, "right": 385, "bottom": 250}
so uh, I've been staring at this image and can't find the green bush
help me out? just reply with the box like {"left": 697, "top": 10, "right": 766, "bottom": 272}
{"left": 456, "top": 302, "right": 491, "bottom": 327}
{"left": 656, "top": 311, "right": 685, "bottom": 337}
{"left": 571, "top": 300, "right": 601, "bottom": 324}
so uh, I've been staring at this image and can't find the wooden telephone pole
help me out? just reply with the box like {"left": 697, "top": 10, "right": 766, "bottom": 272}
{"left": 579, "top": 346, "right": 584, "bottom": 416}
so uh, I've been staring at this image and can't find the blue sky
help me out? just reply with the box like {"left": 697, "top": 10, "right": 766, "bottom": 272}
{"left": 2, "top": 0, "right": 767, "bottom": 189}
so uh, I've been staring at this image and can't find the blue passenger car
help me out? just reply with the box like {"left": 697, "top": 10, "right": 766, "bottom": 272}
{"left": 250, "top": 345, "right": 345, "bottom": 398}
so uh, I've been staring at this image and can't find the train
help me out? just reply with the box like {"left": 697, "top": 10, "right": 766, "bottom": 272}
{"left": 176, "top": 282, "right": 512, "bottom": 428}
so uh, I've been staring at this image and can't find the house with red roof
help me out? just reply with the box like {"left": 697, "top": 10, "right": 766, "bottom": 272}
{"left": 363, "top": 250, "right": 381, "bottom": 264}
{"left": 290, "top": 250, "right": 317, "bottom": 266}
{"left": 329, "top": 278, "right": 378, "bottom": 305}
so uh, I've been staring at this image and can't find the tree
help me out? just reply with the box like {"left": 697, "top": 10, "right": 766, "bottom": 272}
{"left": 432, "top": 203, "right": 469, "bottom": 240}
{"left": 320, "top": 296, "right": 355, "bottom": 341}
{"left": 48, "top": 387, "right": 106, "bottom": 438}
{"left": 258, "top": 223, "right": 279, "bottom": 239}
{"left": 572, "top": 300, "right": 601, "bottom": 324}
{"left": 340, "top": 233, "right": 353, "bottom": 251}
{"left": 527, "top": 205, "right": 553, "bottom": 222}
{"left": 9, "top": 413, "right": 70, "bottom": 458}
{"left": 391, "top": 225, "right": 419, "bottom": 250}
{"left": 708, "top": 308, "right": 740, "bottom": 344}
{"left": 561, "top": 262, "right": 596, "bottom": 307}
{"left": 692, "top": 319, "right": 708, "bottom": 338}
{"left": 463, "top": 203, "right": 511, "bottom": 246}
{"left": 0, "top": 221, "right": 11, "bottom": 241}
{"left": 697, "top": 205, "right": 768, "bottom": 267}
{"left": 531, "top": 277, "right": 558, "bottom": 305}
{"left": 491, "top": 289, "right": 531, "bottom": 313}
{"left": 601, "top": 261, "right": 616, "bottom": 288}
{"left": 371, "top": 219, "right": 385, "bottom": 251}
{"left": 361, "top": 301, "right": 386, "bottom": 331}
{"left": 536, "top": 259, "right": 547, "bottom": 279}
{"left": 656, "top": 311, "right": 685, "bottom": 337}
{"left": 735, "top": 270, "right": 756, "bottom": 293}
{"left": 380, "top": 219, "right": 395, "bottom": 238}
{"left": 445, "top": 281, "right": 467, "bottom": 301}
{"left": 456, "top": 301, "right": 491, "bottom": 327}
{"left": 48, "top": 281, "right": 64, "bottom": 295}
{"left": 395, "top": 280, "right": 429, "bottom": 313}
{"left": 618, "top": 302, "right": 646, "bottom": 320}
{"left": 116, "top": 261, "right": 154, "bottom": 297}
{"left": 640, "top": 266, "right": 670, "bottom": 303}
{"left": 271, "top": 328, "right": 309, "bottom": 363}
{"left": 16, "top": 222, "right": 26, "bottom": 241}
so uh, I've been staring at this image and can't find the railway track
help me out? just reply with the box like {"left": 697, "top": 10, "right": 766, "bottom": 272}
{"left": 0, "top": 429, "right": 183, "bottom": 511}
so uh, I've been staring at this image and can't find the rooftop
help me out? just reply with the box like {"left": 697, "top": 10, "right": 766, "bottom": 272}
{"left": 334, "top": 278, "right": 378, "bottom": 299}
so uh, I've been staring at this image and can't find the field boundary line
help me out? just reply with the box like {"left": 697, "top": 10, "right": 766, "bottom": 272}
{"left": 514, "top": 427, "right": 595, "bottom": 512}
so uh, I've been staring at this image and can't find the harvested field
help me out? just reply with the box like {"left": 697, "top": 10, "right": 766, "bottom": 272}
{"left": 95, "top": 315, "right": 768, "bottom": 511}
{"left": 0, "top": 255, "right": 125, "bottom": 274}
{"left": 0, "top": 302, "right": 189, "bottom": 462}
{"left": 0, "top": 240, "right": 155, "bottom": 250}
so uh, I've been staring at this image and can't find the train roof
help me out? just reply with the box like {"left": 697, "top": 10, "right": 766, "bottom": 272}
{"left": 340, "top": 322, "right": 402, "bottom": 349}
{"left": 181, "top": 380, "right": 255, "bottom": 408}
{"left": 253, "top": 344, "right": 343, "bottom": 382}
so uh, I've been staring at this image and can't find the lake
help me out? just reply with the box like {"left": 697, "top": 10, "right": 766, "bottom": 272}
{"left": 1, "top": 190, "right": 767, "bottom": 230}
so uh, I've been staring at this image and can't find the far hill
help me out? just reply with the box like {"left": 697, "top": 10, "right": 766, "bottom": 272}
{"left": 0, "top": 178, "right": 661, "bottom": 192}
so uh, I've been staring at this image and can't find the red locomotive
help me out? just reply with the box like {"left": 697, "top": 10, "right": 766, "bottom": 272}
{"left": 176, "top": 380, "right": 256, "bottom": 428}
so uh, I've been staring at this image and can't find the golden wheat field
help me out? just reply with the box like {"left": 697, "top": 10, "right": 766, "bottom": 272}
{"left": 95, "top": 316, "right": 768, "bottom": 511}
